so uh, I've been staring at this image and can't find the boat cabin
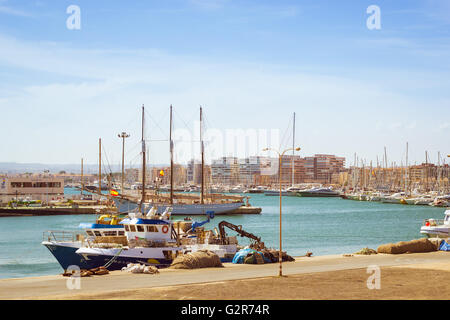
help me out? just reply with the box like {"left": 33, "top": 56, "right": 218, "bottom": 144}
{"left": 121, "top": 218, "right": 173, "bottom": 242}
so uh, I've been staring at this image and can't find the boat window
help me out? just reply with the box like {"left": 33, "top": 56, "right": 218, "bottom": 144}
{"left": 94, "top": 231, "right": 102, "bottom": 237}
{"left": 118, "top": 231, "right": 125, "bottom": 236}
{"left": 129, "top": 225, "right": 136, "bottom": 232}
{"left": 104, "top": 231, "right": 117, "bottom": 236}
{"left": 146, "top": 226, "right": 158, "bottom": 232}
{"left": 137, "top": 225, "right": 145, "bottom": 232}
{"left": 124, "top": 225, "right": 130, "bottom": 232}
{"left": 86, "top": 231, "right": 94, "bottom": 236}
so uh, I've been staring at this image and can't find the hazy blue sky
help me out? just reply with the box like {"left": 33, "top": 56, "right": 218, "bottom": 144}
{"left": 0, "top": 0, "right": 449, "bottom": 168}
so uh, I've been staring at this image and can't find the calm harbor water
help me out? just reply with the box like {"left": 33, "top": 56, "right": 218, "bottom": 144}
{"left": 0, "top": 188, "right": 445, "bottom": 279}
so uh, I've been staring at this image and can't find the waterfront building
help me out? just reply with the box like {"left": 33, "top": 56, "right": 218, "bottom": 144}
{"left": 207, "top": 154, "right": 345, "bottom": 187}
{"left": 0, "top": 175, "right": 64, "bottom": 203}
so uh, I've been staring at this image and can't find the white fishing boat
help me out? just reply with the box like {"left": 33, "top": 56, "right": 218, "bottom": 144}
{"left": 75, "top": 207, "right": 183, "bottom": 269}
{"left": 420, "top": 209, "right": 450, "bottom": 238}
{"left": 74, "top": 207, "right": 250, "bottom": 269}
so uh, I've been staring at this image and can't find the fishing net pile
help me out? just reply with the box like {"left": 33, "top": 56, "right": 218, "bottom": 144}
{"left": 377, "top": 238, "right": 439, "bottom": 254}
{"left": 260, "top": 248, "right": 295, "bottom": 263}
{"left": 121, "top": 263, "right": 159, "bottom": 274}
{"left": 62, "top": 266, "right": 109, "bottom": 277}
{"left": 232, "top": 248, "right": 295, "bottom": 264}
{"left": 169, "top": 250, "right": 223, "bottom": 269}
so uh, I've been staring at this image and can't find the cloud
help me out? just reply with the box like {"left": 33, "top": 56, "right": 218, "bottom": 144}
{"left": 438, "top": 122, "right": 450, "bottom": 130}
{"left": 0, "top": 34, "right": 449, "bottom": 165}
{"left": 0, "top": 5, "right": 31, "bottom": 17}
{"left": 188, "top": 0, "right": 229, "bottom": 10}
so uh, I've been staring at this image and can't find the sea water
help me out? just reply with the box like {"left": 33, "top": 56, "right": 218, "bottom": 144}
{"left": 0, "top": 189, "right": 445, "bottom": 279}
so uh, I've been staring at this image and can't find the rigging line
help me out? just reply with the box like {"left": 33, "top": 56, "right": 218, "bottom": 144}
{"left": 144, "top": 108, "right": 169, "bottom": 141}
{"left": 101, "top": 144, "right": 115, "bottom": 178}
{"left": 279, "top": 116, "right": 293, "bottom": 152}
{"left": 173, "top": 108, "right": 192, "bottom": 132}
{"left": 125, "top": 140, "right": 143, "bottom": 156}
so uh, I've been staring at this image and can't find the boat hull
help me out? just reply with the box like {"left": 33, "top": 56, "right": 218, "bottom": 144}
{"left": 420, "top": 226, "right": 449, "bottom": 238}
{"left": 42, "top": 241, "right": 98, "bottom": 270}
{"left": 114, "top": 198, "right": 243, "bottom": 215}
{"left": 297, "top": 192, "right": 340, "bottom": 197}
{"left": 75, "top": 247, "right": 177, "bottom": 270}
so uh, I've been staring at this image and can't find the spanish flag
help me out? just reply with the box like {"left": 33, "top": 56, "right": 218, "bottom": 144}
{"left": 159, "top": 170, "right": 164, "bottom": 177}
{"left": 110, "top": 189, "right": 119, "bottom": 197}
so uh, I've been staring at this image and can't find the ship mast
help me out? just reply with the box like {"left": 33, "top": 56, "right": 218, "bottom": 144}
{"left": 81, "top": 157, "right": 84, "bottom": 196}
{"left": 291, "top": 112, "right": 295, "bottom": 187}
{"left": 170, "top": 104, "right": 174, "bottom": 204}
{"left": 200, "top": 106, "right": 204, "bottom": 205}
{"left": 98, "top": 138, "right": 102, "bottom": 195}
{"left": 140, "top": 105, "right": 146, "bottom": 213}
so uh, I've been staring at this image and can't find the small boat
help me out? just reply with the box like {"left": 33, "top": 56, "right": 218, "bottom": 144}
{"left": 229, "top": 186, "right": 245, "bottom": 193}
{"left": 420, "top": 209, "right": 450, "bottom": 238}
{"left": 264, "top": 190, "right": 289, "bottom": 196}
{"left": 429, "top": 198, "right": 449, "bottom": 207}
{"left": 380, "top": 192, "right": 405, "bottom": 204}
{"left": 244, "top": 186, "right": 266, "bottom": 193}
{"left": 297, "top": 187, "right": 341, "bottom": 197}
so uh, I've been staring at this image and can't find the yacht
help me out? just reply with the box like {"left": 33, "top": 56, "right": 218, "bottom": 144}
{"left": 297, "top": 187, "right": 341, "bottom": 197}
{"left": 244, "top": 186, "right": 266, "bottom": 194}
{"left": 264, "top": 189, "right": 289, "bottom": 196}
{"left": 380, "top": 192, "right": 405, "bottom": 204}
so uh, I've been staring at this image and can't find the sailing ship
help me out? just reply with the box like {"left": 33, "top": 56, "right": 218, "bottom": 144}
{"left": 113, "top": 106, "right": 244, "bottom": 215}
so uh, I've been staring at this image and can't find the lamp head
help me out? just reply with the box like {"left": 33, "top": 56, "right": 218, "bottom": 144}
{"left": 262, "top": 148, "right": 269, "bottom": 152}
{"left": 295, "top": 147, "right": 301, "bottom": 151}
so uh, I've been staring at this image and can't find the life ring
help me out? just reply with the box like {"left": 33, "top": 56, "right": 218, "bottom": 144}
{"left": 162, "top": 225, "right": 169, "bottom": 234}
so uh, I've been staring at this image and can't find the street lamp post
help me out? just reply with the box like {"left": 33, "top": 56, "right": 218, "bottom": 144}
{"left": 263, "top": 146, "right": 301, "bottom": 277}
{"left": 118, "top": 132, "right": 130, "bottom": 196}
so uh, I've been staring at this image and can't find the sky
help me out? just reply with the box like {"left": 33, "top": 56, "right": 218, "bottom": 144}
{"left": 0, "top": 0, "right": 449, "bottom": 169}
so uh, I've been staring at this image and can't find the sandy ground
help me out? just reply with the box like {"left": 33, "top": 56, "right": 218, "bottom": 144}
{"left": 36, "top": 263, "right": 450, "bottom": 300}
{"left": 2, "top": 252, "right": 449, "bottom": 300}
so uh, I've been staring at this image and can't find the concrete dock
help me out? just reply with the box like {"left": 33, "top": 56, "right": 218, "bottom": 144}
{"left": 0, "top": 206, "right": 109, "bottom": 217}
{"left": 1, "top": 251, "right": 449, "bottom": 300}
